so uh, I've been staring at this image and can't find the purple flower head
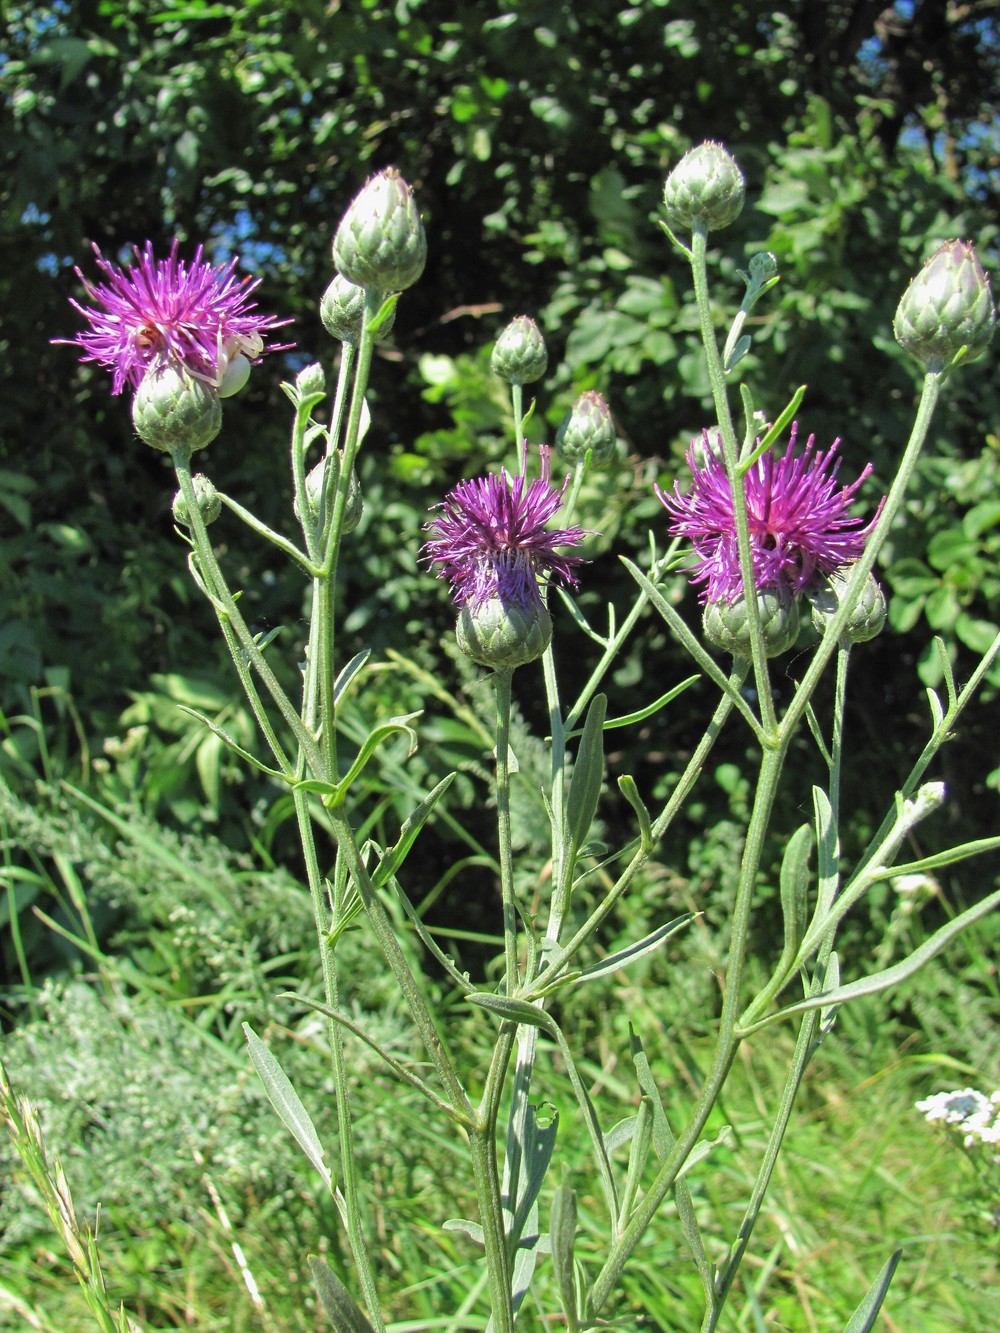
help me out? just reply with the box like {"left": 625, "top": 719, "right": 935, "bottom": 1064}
{"left": 657, "top": 425, "right": 883, "bottom": 603}
{"left": 59, "top": 240, "right": 293, "bottom": 394}
{"left": 423, "top": 447, "right": 587, "bottom": 609}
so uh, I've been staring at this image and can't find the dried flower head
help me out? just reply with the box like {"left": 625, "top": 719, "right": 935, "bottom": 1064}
{"left": 657, "top": 426, "right": 882, "bottom": 603}
{"left": 60, "top": 240, "right": 292, "bottom": 394}
{"left": 422, "top": 447, "right": 586, "bottom": 611}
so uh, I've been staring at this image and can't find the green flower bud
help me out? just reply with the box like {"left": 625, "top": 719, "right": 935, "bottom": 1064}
{"left": 172, "top": 473, "right": 221, "bottom": 527}
{"left": 893, "top": 240, "right": 996, "bottom": 370}
{"left": 491, "top": 315, "right": 548, "bottom": 385}
{"left": 132, "top": 359, "right": 222, "bottom": 455}
{"left": 663, "top": 142, "right": 745, "bottom": 233}
{"left": 296, "top": 362, "right": 326, "bottom": 398}
{"left": 555, "top": 391, "right": 618, "bottom": 465}
{"left": 702, "top": 589, "right": 800, "bottom": 658}
{"left": 332, "top": 167, "right": 427, "bottom": 292}
{"left": 295, "top": 454, "right": 363, "bottom": 534}
{"left": 456, "top": 597, "right": 553, "bottom": 670}
{"left": 808, "top": 565, "right": 886, "bottom": 644}
{"left": 320, "top": 273, "right": 397, "bottom": 344}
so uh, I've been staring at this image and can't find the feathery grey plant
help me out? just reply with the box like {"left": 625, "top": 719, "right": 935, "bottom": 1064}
{"left": 41, "top": 142, "right": 1000, "bottom": 1332}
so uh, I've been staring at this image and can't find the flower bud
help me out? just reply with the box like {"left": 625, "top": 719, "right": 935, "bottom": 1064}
{"left": 703, "top": 589, "right": 800, "bottom": 658}
{"left": 320, "top": 273, "right": 397, "bottom": 344}
{"left": 663, "top": 142, "right": 745, "bottom": 233}
{"left": 456, "top": 597, "right": 553, "bottom": 670}
{"left": 295, "top": 454, "right": 363, "bottom": 533}
{"left": 555, "top": 391, "right": 618, "bottom": 465}
{"left": 132, "top": 359, "right": 222, "bottom": 454}
{"left": 332, "top": 167, "right": 427, "bottom": 292}
{"left": 808, "top": 565, "right": 886, "bottom": 644}
{"left": 295, "top": 362, "right": 326, "bottom": 398}
{"left": 172, "top": 473, "right": 221, "bottom": 527}
{"left": 491, "top": 315, "right": 548, "bottom": 385}
{"left": 893, "top": 240, "right": 996, "bottom": 370}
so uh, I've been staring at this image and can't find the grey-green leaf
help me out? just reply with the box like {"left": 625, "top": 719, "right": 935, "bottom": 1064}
{"left": 841, "top": 1249, "right": 901, "bottom": 1333}
{"left": 243, "top": 1024, "right": 331, "bottom": 1189}
{"left": 307, "top": 1256, "right": 375, "bottom": 1333}
{"left": 566, "top": 693, "right": 607, "bottom": 852}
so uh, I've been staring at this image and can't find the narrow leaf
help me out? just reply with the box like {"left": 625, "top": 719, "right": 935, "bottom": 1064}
{"left": 333, "top": 649, "right": 371, "bottom": 706}
{"left": 467, "top": 992, "right": 553, "bottom": 1029}
{"left": 243, "top": 1024, "right": 331, "bottom": 1188}
{"left": 778, "top": 824, "right": 812, "bottom": 966}
{"left": 371, "top": 773, "right": 457, "bottom": 892}
{"left": 307, "top": 1256, "right": 375, "bottom": 1333}
{"left": 328, "top": 711, "right": 423, "bottom": 808}
{"left": 550, "top": 1182, "right": 579, "bottom": 1329}
{"left": 280, "top": 993, "right": 466, "bottom": 1123}
{"left": 617, "top": 775, "right": 653, "bottom": 850}
{"left": 755, "top": 884, "right": 1000, "bottom": 1031}
{"left": 174, "top": 705, "right": 289, "bottom": 780}
{"left": 569, "top": 914, "right": 694, "bottom": 985}
{"left": 598, "top": 676, "right": 699, "bottom": 732}
{"left": 841, "top": 1249, "right": 902, "bottom": 1333}
{"left": 566, "top": 694, "right": 607, "bottom": 852}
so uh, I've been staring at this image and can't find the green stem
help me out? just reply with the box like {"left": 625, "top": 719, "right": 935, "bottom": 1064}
{"left": 171, "top": 450, "right": 323, "bottom": 777}
{"left": 689, "top": 228, "right": 776, "bottom": 735}
{"left": 706, "top": 645, "right": 851, "bottom": 1326}
{"left": 587, "top": 740, "right": 787, "bottom": 1317}
{"left": 494, "top": 669, "right": 520, "bottom": 993}
{"left": 468, "top": 1116, "right": 516, "bottom": 1333}
{"left": 292, "top": 786, "right": 385, "bottom": 1332}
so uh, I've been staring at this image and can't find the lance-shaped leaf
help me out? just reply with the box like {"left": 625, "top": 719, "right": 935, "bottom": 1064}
{"left": 371, "top": 773, "right": 457, "bottom": 892}
{"left": 748, "top": 883, "right": 1000, "bottom": 1033}
{"left": 307, "top": 1256, "right": 375, "bottom": 1333}
{"left": 243, "top": 1024, "right": 331, "bottom": 1189}
{"left": 174, "top": 705, "right": 289, "bottom": 781}
{"left": 776, "top": 823, "right": 812, "bottom": 979}
{"left": 305, "top": 712, "right": 421, "bottom": 809}
{"left": 566, "top": 693, "right": 607, "bottom": 855}
{"left": 841, "top": 1249, "right": 901, "bottom": 1333}
{"left": 333, "top": 648, "right": 371, "bottom": 707}
{"left": 550, "top": 1181, "right": 580, "bottom": 1331}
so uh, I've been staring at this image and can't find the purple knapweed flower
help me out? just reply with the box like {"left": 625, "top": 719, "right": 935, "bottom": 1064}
{"left": 657, "top": 425, "right": 882, "bottom": 603}
{"left": 422, "top": 447, "right": 587, "bottom": 609}
{"left": 59, "top": 240, "right": 292, "bottom": 394}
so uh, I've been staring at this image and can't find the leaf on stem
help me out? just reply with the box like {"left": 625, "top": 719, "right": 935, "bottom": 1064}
{"left": 333, "top": 648, "right": 371, "bottom": 706}
{"left": 173, "top": 705, "right": 290, "bottom": 780}
{"left": 617, "top": 775, "right": 653, "bottom": 851}
{"left": 749, "top": 882, "right": 1000, "bottom": 1033}
{"left": 242, "top": 1024, "right": 332, "bottom": 1190}
{"left": 840, "top": 1249, "right": 902, "bottom": 1333}
{"left": 307, "top": 1256, "right": 376, "bottom": 1333}
{"left": 566, "top": 693, "right": 607, "bottom": 854}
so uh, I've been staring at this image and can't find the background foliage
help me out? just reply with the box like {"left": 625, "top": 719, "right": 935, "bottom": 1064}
{"left": 2, "top": 1, "right": 999, "bottom": 1327}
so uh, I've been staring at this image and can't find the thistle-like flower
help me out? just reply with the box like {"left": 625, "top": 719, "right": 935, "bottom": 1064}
{"left": 422, "top": 448, "right": 587, "bottom": 668}
{"left": 658, "top": 426, "right": 882, "bottom": 603}
{"left": 60, "top": 240, "right": 292, "bottom": 395}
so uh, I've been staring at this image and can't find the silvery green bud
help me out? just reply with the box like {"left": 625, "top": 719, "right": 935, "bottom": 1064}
{"left": 320, "top": 273, "right": 396, "bottom": 344}
{"left": 703, "top": 589, "right": 800, "bottom": 658}
{"left": 172, "top": 473, "right": 221, "bottom": 527}
{"left": 332, "top": 167, "right": 427, "bottom": 292}
{"left": 491, "top": 315, "right": 548, "bottom": 385}
{"left": 893, "top": 240, "right": 995, "bottom": 370}
{"left": 456, "top": 597, "right": 553, "bottom": 670}
{"left": 663, "top": 142, "right": 745, "bottom": 232}
{"left": 132, "top": 360, "right": 222, "bottom": 455}
{"left": 555, "top": 391, "right": 618, "bottom": 465}
{"left": 296, "top": 362, "right": 326, "bottom": 398}
{"left": 296, "top": 454, "right": 363, "bottom": 533}
{"left": 808, "top": 565, "right": 886, "bottom": 644}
